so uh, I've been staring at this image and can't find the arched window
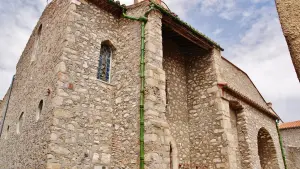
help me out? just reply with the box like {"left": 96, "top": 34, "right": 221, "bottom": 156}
{"left": 97, "top": 43, "right": 112, "bottom": 82}
{"left": 31, "top": 24, "right": 42, "bottom": 62}
{"left": 17, "top": 112, "right": 24, "bottom": 134}
{"left": 36, "top": 100, "right": 43, "bottom": 121}
{"left": 257, "top": 127, "right": 280, "bottom": 169}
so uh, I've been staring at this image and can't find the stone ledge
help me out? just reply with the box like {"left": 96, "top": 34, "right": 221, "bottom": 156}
{"left": 218, "top": 83, "right": 280, "bottom": 120}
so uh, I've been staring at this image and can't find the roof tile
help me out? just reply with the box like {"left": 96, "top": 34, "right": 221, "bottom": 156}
{"left": 279, "top": 120, "right": 300, "bottom": 130}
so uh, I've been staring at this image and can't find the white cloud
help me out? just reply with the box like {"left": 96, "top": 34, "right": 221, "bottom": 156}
{"left": 0, "top": 0, "right": 45, "bottom": 97}
{"left": 162, "top": 0, "right": 198, "bottom": 18}
{"left": 213, "top": 28, "right": 223, "bottom": 35}
{"left": 251, "top": 0, "right": 270, "bottom": 3}
{"left": 224, "top": 5, "right": 300, "bottom": 121}
{"left": 198, "top": 0, "right": 238, "bottom": 20}
{"left": 119, "top": 0, "right": 132, "bottom": 5}
{"left": 151, "top": 0, "right": 239, "bottom": 20}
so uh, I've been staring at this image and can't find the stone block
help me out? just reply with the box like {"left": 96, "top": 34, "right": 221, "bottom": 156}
{"left": 144, "top": 134, "right": 158, "bottom": 142}
{"left": 55, "top": 62, "right": 67, "bottom": 73}
{"left": 207, "top": 86, "right": 219, "bottom": 94}
{"left": 145, "top": 153, "right": 161, "bottom": 162}
{"left": 94, "top": 166, "right": 104, "bottom": 169}
{"left": 92, "top": 153, "right": 100, "bottom": 163}
{"left": 52, "top": 96, "right": 64, "bottom": 107}
{"left": 53, "top": 109, "right": 73, "bottom": 118}
{"left": 50, "top": 144, "right": 70, "bottom": 155}
{"left": 47, "top": 163, "right": 61, "bottom": 169}
{"left": 101, "top": 153, "right": 111, "bottom": 164}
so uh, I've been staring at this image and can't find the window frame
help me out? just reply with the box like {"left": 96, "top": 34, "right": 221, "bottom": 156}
{"left": 97, "top": 44, "right": 112, "bottom": 83}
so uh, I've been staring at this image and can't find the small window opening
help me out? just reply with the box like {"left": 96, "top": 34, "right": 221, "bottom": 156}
{"left": 37, "top": 24, "right": 42, "bottom": 36}
{"left": 169, "top": 141, "right": 179, "bottom": 169}
{"left": 97, "top": 43, "right": 112, "bottom": 82}
{"left": 36, "top": 100, "right": 43, "bottom": 121}
{"left": 17, "top": 112, "right": 24, "bottom": 134}
{"left": 170, "top": 143, "right": 173, "bottom": 169}
{"left": 166, "top": 80, "right": 169, "bottom": 105}
{"left": 4, "top": 125, "right": 9, "bottom": 139}
{"left": 31, "top": 24, "right": 42, "bottom": 62}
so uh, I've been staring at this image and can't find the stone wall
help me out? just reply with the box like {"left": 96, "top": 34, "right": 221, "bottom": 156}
{"left": 0, "top": 0, "right": 71, "bottom": 168}
{"left": 111, "top": 6, "right": 143, "bottom": 169}
{"left": 281, "top": 128, "right": 300, "bottom": 169}
{"left": 275, "top": 0, "right": 300, "bottom": 81}
{"left": 46, "top": 1, "right": 147, "bottom": 168}
{"left": 0, "top": 92, "right": 9, "bottom": 132}
{"left": 0, "top": 99, "right": 4, "bottom": 113}
{"left": 217, "top": 56, "right": 286, "bottom": 168}
{"left": 220, "top": 58, "right": 268, "bottom": 108}
{"left": 284, "top": 146, "right": 300, "bottom": 169}
{"left": 162, "top": 40, "right": 237, "bottom": 168}
{"left": 163, "top": 40, "right": 190, "bottom": 164}
{"left": 143, "top": 9, "right": 173, "bottom": 169}
{"left": 161, "top": 30, "right": 280, "bottom": 169}
{"left": 0, "top": 96, "right": 6, "bottom": 123}
{"left": 281, "top": 128, "right": 300, "bottom": 147}
{"left": 227, "top": 107, "right": 241, "bottom": 168}
{"left": 46, "top": 1, "right": 173, "bottom": 168}
{"left": 186, "top": 49, "right": 231, "bottom": 168}
{"left": 47, "top": 1, "right": 117, "bottom": 168}
{"left": 0, "top": 88, "right": 10, "bottom": 138}
{"left": 222, "top": 91, "right": 284, "bottom": 169}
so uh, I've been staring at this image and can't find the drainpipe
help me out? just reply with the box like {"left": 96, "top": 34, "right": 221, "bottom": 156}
{"left": 0, "top": 75, "right": 15, "bottom": 137}
{"left": 121, "top": 4, "right": 155, "bottom": 169}
{"left": 276, "top": 120, "right": 288, "bottom": 169}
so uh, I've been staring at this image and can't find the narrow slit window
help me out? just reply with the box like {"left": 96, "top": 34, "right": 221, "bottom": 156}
{"left": 170, "top": 143, "right": 173, "bottom": 169}
{"left": 31, "top": 24, "right": 42, "bottom": 62}
{"left": 17, "top": 112, "right": 24, "bottom": 134}
{"left": 5, "top": 125, "right": 9, "bottom": 139}
{"left": 36, "top": 100, "right": 43, "bottom": 121}
{"left": 97, "top": 44, "right": 112, "bottom": 82}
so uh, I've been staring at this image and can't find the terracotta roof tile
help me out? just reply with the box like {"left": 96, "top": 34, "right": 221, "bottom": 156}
{"left": 279, "top": 120, "right": 300, "bottom": 130}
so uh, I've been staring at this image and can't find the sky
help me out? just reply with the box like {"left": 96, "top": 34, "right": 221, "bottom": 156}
{"left": 0, "top": 0, "right": 299, "bottom": 122}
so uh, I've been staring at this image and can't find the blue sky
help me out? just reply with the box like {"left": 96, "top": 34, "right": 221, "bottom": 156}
{"left": 0, "top": 0, "right": 299, "bottom": 122}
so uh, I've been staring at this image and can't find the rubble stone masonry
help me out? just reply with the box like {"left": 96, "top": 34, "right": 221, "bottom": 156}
{"left": 0, "top": 0, "right": 286, "bottom": 168}
{"left": 163, "top": 40, "right": 190, "bottom": 164}
{"left": 0, "top": 0, "right": 70, "bottom": 168}
{"left": 275, "top": 0, "right": 300, "bottom": 81}
{"left": 280, "top": 128, "right": 300, "bottom": 169}
{"left": 219, "top": 59, "right": 284, "bottom": 169}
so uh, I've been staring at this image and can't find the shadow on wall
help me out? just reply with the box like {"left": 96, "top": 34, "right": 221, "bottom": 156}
{"left": 257, "top": 127, "right": 280, "bottom": 169}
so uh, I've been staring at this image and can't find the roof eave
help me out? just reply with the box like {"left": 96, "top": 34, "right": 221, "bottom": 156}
{"left": 150, "top": 1, "right": 224, "bottom": 51}
{"left": 219, "top": 83, "right": 280, "bottom": 120}
{"left": 94, "top": 0, "right": 223, "bottom": 51}
{"left": 279, "top": 126, "right": 300, "bottom": 130}
{"left": 89, "top": 0, "right": 123, "bottom": 17}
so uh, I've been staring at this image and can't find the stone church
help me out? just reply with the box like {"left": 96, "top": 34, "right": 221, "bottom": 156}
{"left": 0, "top": 0, "right": 285, "bottom": 168}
